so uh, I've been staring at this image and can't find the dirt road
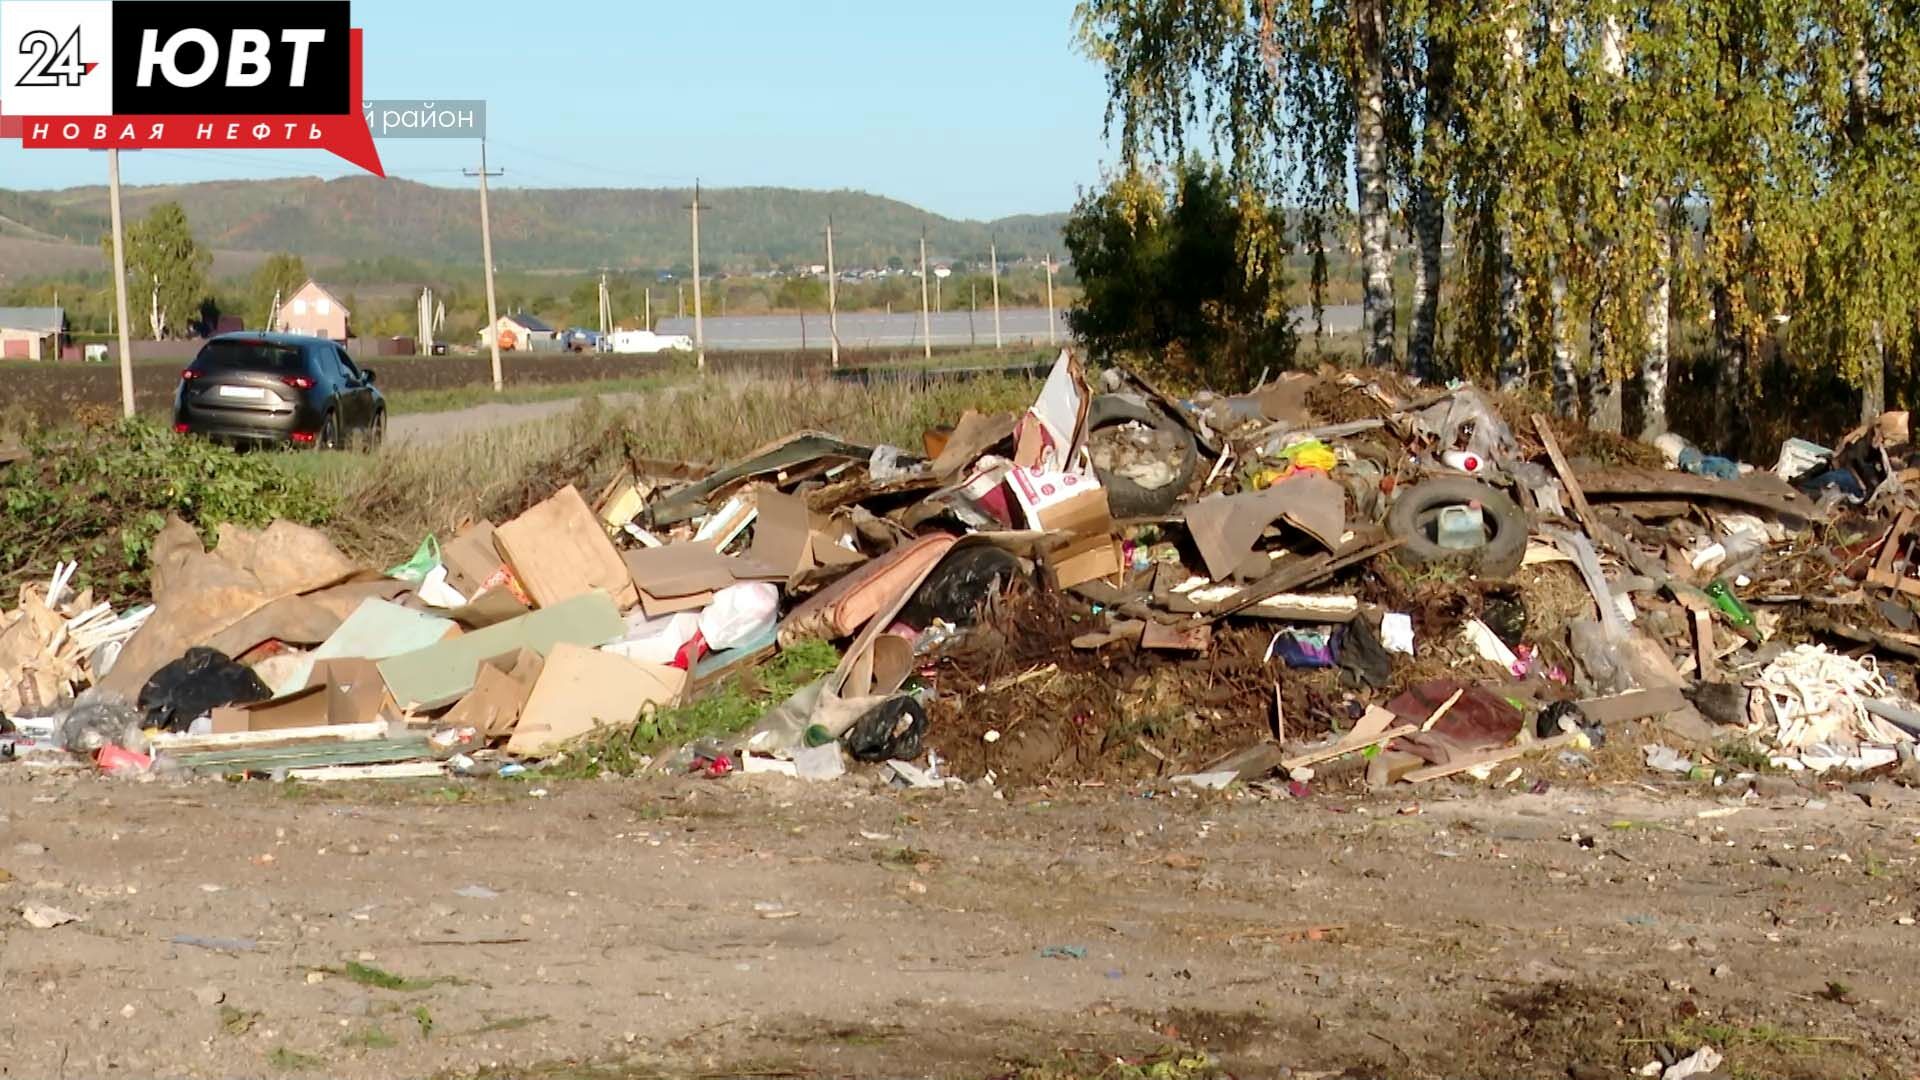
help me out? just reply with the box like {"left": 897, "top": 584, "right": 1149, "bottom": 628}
{"left": 3, "top": 772, "right": 1917, "bottom": 1079}
{"left": 387, "top": 395, "right": 647, "bottom": 447}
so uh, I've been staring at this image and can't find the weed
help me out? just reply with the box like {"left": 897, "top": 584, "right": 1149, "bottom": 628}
{"left": 1714, "top": 739, "right": 1779, "bottom": 773}
{"left": 268, "top": 1046, "right": 325, "bottom": 1071}
{"left": 874, "top": 846, "right": 940, "bottom": 871}
{"left": 1014, "top": 1047, "right": 1224, "bottom": 1080}
{"left": 462, "top": 1014, "right": 547, "bottom": 1036}
{"left": 219, "top": 1005, "right": 262, "bottom": 1036}
{"left": 341, "top": 1026, "right": 398, "bottom": 1050}
{"left": 335, "top": 961, "right": 448, "bottom": 992}
{"left": 545, "top": 638, "right": 839, "bottom": 778}
{"left": 412, "top": 1005, "right": 435, "bottom": 1038}
{"left": 0, "top": 418, "right": 330, "bottom": 602}
{"left": 1667, "top": 1018, "right": 1848, "bottom": 1055}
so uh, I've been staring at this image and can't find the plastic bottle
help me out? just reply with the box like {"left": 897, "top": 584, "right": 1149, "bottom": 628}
{"left": 1435, "top": 503, "right": 1486, "bottom": 550}
{"left": 1441, "top": 449, "right": 1484, "bottom": 474}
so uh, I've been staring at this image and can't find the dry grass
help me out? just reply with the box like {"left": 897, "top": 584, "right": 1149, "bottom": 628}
{"left": 282, "top": 372, "right": 1041, "bottom": 566}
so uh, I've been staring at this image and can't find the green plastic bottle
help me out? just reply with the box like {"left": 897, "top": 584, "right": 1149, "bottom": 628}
{"left": 1704, "top": 580, "right": 1755, "bottom": 629}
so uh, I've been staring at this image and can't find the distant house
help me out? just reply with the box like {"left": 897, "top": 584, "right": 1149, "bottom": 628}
{"left": 275, "top": 280, "right": 351, "bottom": 340}
{"left": 0, "top": 306, "right": 63, "bottom": 360}
{"left": 479, "top": 312, "right": 557, "bottom": 351}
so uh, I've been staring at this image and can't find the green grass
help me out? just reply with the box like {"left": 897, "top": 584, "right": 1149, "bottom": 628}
{"left": 341, "top": 1026, "right": 399, "bottom": 1050}
{"left": 268, "top": 1047, "right": 325, "bottom": 1071}
{"left": 1666, "top": 1019, "right": 1849, "bottom": 1056}
{"left": 544, "top": 638, "right": 840, "bottom": 778}
{"left": 334, "top": 961, "right": 452, "bottom": 992}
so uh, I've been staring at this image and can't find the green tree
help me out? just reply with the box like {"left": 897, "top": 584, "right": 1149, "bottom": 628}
{"left": 249, "top": 252, "right": 307, "bottom": 330}
{"left": 103, "top": 202, "right": 211, "bottom": 339}
{"left": 773, "top": 276, "right": 827, "bottom": 311}
{"left": 1064, "top": 161, "right": 1295, "bottom": 389}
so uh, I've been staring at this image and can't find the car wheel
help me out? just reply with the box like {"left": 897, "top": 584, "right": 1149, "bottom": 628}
{"left": 367, "top": 408, "right": 386, "bottom": 450}
{"left": 318, "top": 411, "right": 340, "bottom": 451}
{"left": 1384, "top": 477, "right": 1529, "bottom": 579}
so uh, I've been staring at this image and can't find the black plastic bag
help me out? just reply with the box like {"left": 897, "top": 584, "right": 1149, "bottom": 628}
{"left": 843, "top": 695, "right": 928, "bottom": 763}
{"left": 138, "top": 647, "right": 271, "bottom": 732}
{"left": 1336, "top": 617, "right": 1392, "bottom": 689}
{"left": 899, "top": 546, "right": 1023, "bottom": 629}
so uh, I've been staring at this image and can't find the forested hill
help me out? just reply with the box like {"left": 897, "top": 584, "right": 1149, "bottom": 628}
{"left": 0, "top": 178, "right": 1067, "bottom": 272}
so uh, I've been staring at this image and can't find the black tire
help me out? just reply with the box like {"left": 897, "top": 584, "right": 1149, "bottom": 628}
{"left": 317, "top": 410, "right": 340, "bottom": 452}
{"left": 1086, "top": 394, "right": 1200, "bottom": 518}
{"left": 366, "top": 408, "right": 386, "bottom": 450}
{"left": 1385, "top": 477, "right": 1528, "bottom": 578}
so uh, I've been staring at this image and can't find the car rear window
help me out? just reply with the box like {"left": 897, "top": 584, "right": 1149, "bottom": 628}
{"left": 193, "top": 341, "right": 305, "bottom": 373}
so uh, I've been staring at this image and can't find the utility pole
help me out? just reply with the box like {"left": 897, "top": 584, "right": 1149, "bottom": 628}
{"left": 106, "top": 149, "right": 133, "bottom": 417}
{"left": 644, "top": 288, "right": 652, "bottom": 331}
{"left": 464, "top": 140, "right": 504, "bottom": 392}
{"left": 824, "top": 216, "right": 840, "bottom": 369}
{"left": 969, "top": 282, "right": 977, "bottom": 347}
{"left": 677, "top": 285, "right": 684, "bottom": 319}
{"left": 1044, "top": 253, "right": 1058, "bottom": 346}
{"left": 687, "top": 180, "right": 706, "bottom": 372}
{"left": 918, "top": 229, "right": 932, "bottom": 361}
{"left": 990, "top": 238, "right": 1002, "bottom": 349}
{"left": 598, "top": 271, "right": 611, "bottom": 337}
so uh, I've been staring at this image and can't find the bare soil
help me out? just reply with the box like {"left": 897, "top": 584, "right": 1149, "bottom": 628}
{"left": 3, "top": 766, "right": 1919, "bottom": 1080}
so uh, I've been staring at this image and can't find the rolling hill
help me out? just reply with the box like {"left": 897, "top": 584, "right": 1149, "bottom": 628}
{"left": 0, "top": 178, "right": 1069, "bottom": 276}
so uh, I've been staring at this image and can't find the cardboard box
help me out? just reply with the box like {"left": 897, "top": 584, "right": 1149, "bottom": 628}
{"left": 440, "top": 521, "right": 506, "bottom": 599}
{"left": 211, "top": 658, "right": 393, "bottom": 733}
{"left": 494, "top": 486, "right": 640, "bottom": 610}
{"left": 505, "top": 644, "right": 687, "bottom": 756}
{"left": 1006, "top": 467, "right": 1112, "bottom": 535}
{"left": 441, "top": 648, "right": 544, "bottom": 739}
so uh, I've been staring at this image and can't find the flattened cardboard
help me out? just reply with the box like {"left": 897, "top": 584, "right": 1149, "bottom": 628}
{"left": 442, "top": 648, "right": 545, "bottom": 739}
{"left": 440, "top": 521, "right": 505, "bottom": 598}
{"left": 1050, "top": 533, "right": 1124, "bottom": 589}
{"left": 932, "top": 411, "right": 1018, "bottom": 478}
{"left": 377, "top": 591, "right": 625, "bottom": 711}
{"left": 505, "top": 643, "right": 686, "bottom": 756}
{"left": 1014, "top": 350, "right": 1090, "bottom": 471}
{"left": 494, "top": 486, "right": 640, "bottom": 610}
{"left": 746, "top": 488, "right": 815, "bottom": 580}
{"left": 637, "top": 587, "right": 715, "bottom": 618}
{"left": 212, "top": 658, "right": 392, "bottom": 733}
{"left": 1185, "top": 474, "right": 1346, "bottom": 581}
{"left": 443, "top": 588, "right": 530, "bottom": 629}
{"left": 276, "top": 598, "right": 458, "bottom": 696}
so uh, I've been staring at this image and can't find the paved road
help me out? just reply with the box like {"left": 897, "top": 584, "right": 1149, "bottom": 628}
{"left": 655, "top": 303, "right": 1364, "bottom": 351}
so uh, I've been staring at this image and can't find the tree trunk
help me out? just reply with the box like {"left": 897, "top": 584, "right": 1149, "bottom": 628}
{"left": 1495, "top": 18, "right": 1527, "bottom": 388}
{"left": 1549, "top": 276, "right": 1577, "bottom": 417}
{"left": 1711, "top": 281, "right": 1745, "bottom": 444}
{"left": 1407, "top": 35, "right": 1456, "bottom": 380}
{"left": 1639, "top": 221, "right": 1672, "bottom": 440}
{"left": 1354, "top": 0, "right": 1394, "bottom": 369}
{"left": 1862, "top": 322, "right": 1887, "bottom": 423}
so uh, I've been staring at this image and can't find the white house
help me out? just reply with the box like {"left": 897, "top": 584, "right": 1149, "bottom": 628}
{"left": 479, "top": 312, "right": 558, "bottom": 351}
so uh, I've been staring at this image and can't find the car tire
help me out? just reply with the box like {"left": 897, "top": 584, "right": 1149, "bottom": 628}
{"left": 367, "top": 408, "right": 386, "bottom": 450}
{"left": 1385, "top": 477, "right": 1529, "bottom": 579}
{"left": 1086, "top": 394, "right": 1200, "bottom": 518}
{"left": 317, "top": 410, "right": 340, "bottom": 452}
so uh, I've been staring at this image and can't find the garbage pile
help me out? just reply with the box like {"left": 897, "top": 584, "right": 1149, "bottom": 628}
{"left": 2, "top": 350, "right": 1918, "bottom": 791}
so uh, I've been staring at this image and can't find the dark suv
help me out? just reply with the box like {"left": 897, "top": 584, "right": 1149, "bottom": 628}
{"left": 173, "top": 333, "right": 385, "bottom": 449}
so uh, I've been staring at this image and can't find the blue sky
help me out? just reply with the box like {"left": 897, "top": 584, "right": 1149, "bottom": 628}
{"left": 0, "top": 1, "right": 1115, "bottom": 220}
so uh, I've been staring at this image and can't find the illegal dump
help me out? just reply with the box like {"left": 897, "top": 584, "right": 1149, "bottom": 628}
{"left": 3, "top": 351, "right": 1917, "bottom": 797}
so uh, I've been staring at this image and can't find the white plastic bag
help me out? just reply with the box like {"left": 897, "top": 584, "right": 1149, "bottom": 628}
{"left": 699, "top": 582, "right": 781, "bottom": 651}
{"left": 603, "top": 611, "right": 702, "bottom": 665}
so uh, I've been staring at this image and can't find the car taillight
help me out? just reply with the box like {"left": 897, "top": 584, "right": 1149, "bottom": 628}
{"left": 290, "top": 431, "right": 317, "bottom": 444}
{"left": 283, "top": 376, "right": 315, "bottom": 390}
{"left": 180, "top": 369, "right": 199, "bottom": 380}
{"left": 173, "top": 423, "right": 190, "bottom": 434}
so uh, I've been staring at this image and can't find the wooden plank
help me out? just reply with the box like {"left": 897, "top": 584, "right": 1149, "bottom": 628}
{"left": 1573, "top": 687, "right": 1687, "bottom": 725}
{"left": 1573, "top": 465, "right": 1811, "bottom": 523}
{"left": 287, "top": 762, "right": 447, "bottom": 781}
{"left": 1198, "top": 536, "right": 1403, "bottom": 626}
{"left": 1533, "top": 414, "right": 1596, "bottom": 529}
{"left": 1403, "top": 732, "right": 1581, "bottom": 783}
{"left": 1692, "top": 609, "right": 1716, "bottom": 681}
{"left": 149, "top": 720, "right": 388, "bottom": 752}
{"left": 1870, "top": 509, "right": 1916, "bottom": 590}
{"left": 1420, "top": 688, "right": 1466, "bottom": 732}
{"left": 1280, "top": 724, "right": 1418, "bottom": 772}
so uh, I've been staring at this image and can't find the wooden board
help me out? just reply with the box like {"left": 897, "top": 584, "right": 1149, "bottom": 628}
{"left": 1573, "top": 687, "right": 1688, "bottom": 725}
{"left": 494, "top": 484, "right": 639, "bottom": 610}
{"left": 1532, "top": 415, "right": 1595, "bottom": 529}
{"left": 1403, "top": 732, "right": 1580, "bottom": 783}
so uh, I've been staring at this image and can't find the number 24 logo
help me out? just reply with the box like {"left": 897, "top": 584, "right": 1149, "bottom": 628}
{"left": 16, "top": 28, "right": 90, "bottom": 87}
